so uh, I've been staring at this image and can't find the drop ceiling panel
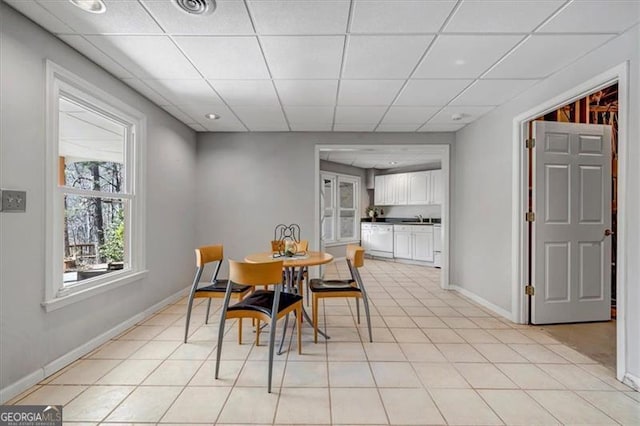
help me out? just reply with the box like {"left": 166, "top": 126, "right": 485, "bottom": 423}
{"left": 141, "top": 79, "right": 224, "bottom": 106}
{"left": 418, "top": 123, "right": 466, "bottom": 132}
{"left": 261, "top": 36, "right": 345, "bottom": 79}
{"left": 141, "top": 0, "right": 254, "bottom": 35}
{"left": 451, "top": 79, "right": 539, "bottom": 106}
{"left": 538, "top": 1, "right": 640, "bottom": 33}
{"left": 444, "top": 0, "right": 565, "bottom": 33}
{"left": 247, "top": 0, "right": 350, "bottom": 34}
{"left": 350, "top": 0, "right": 457, "bottom": 33}
{"left": 414, "top": 35, "right": 524, "bottom": 79}
{"left": 5, "top": 0, "right": 73, "bottom": 34}
{"left": 381, "top": 106, "right": 440, "bottom": 124}
{"left": 59, "top": 35, "right": 133, "bottom": 79}
{"left": 376, "top": 124, "right": 421, "bottom": 132}
{"left": 290, "top": 123, "right": 333, "bottom": 131}
{"left": 187, "top": 123, "right": 207, "bottom": 132}
{"left": 37, "top": 0, "right": 163, "bottom": 34}
{"left": 284, "top": 106, "right": 335, "bottom": 124}
{"left": 335, "top": 106, "right": 388, "bottom": 124}
{"left": 485, "top": 34, "right": 615, "bottom": 79}
{"left": 338, "top": 80, "right": 404, "bottom": 106}
{"left": 122, "top": 78, "right": 171, "bottom": 106}
{"left": 274, "top": 80, "right": 339, "bottom": 106}
{"left": 232, "top": 106, "right": 288, "bottom": 128}
{"left": 161, "top": 105, "right": 197, "bottom": 124}
{"left": 342, "top": 35, "right": 434, "bottom": 79}
{"left": 175, "top": 36, "right": 270, "bottom": 79}
{"left": 334, "top": 123, "right": 377, "bottom": 132}
{"left": 86, "top": 35, "right": 201, "bottom": 79}
{"left": 428, "top": 106, "right": 494, "bottom": 124}
{"left": 183, "top": 104, "right": 246, "bottom": 131}
{"left": 211, "top": 80, "right": 280, "bottom": 106}
{"left": 394, "top": 80, "right": 472, "bottom": 106}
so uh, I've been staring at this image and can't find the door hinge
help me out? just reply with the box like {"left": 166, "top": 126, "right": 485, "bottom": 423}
{"left": 526, "top": 211, "right": 535, "bottom": 222}
{"left": 525, "top": 285, "right": 535, "bottom": 296}
{"left": 526, "top": 138, "right": 535, "bottom": 149}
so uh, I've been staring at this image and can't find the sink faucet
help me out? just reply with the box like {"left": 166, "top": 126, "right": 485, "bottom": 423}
{"left": 415, "top": 214, "right": 423, "bottom": 223}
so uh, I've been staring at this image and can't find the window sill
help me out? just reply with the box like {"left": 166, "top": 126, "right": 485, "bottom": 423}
{"left": 324, "top": 240, "right": 361, "bottom": 248}
{"left": 42, "top": 270, "right": 148, "bottom": 312}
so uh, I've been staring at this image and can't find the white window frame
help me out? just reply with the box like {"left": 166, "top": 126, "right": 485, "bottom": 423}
{"left": 43, "top": 61, "right": 147, "bottom": 312}
{"left": 321, "top": 172, "right": 360, "bottom": 246}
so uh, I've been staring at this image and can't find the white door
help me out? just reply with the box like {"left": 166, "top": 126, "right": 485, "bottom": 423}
{"left": 413, "top": 231, "right": 434, "bottom": 262}
{"left": 532, "top": 121, "right": 612, "bottom": 324}
{"left": 394, "top": 231, "right": 412, "bottom": 259}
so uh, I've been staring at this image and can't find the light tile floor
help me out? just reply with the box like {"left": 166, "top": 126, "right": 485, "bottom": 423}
{"left": 9, "top": 259, "right": 640, "bottom": 425}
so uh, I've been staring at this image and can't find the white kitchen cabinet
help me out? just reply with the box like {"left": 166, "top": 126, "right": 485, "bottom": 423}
{"left": 395, "top": 173, "right": 408, "bottom": 205}
{"left": 375, "top": 170, "right": 441, "bottom": 206}
{"left": 394, "top": 225, "right": 434, "bottom": 262}
{"left": 384, "top": 174, "right": 395, "bottom": 204}
{"left": 430, "top": 169, "right": 443, "bottom": 205}
{"left": 407, "top": 171, "right": 430, "bottom": 205}
{"left": 393, "top": 231, "right": 412, "bottom": 259}
{"left": 374, "top": 175, "right": 385, "bottom": 205}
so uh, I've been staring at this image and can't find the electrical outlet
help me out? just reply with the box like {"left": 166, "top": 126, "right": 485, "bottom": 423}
{"left": 1, "top": 190, "right": 27, "bottom": 212}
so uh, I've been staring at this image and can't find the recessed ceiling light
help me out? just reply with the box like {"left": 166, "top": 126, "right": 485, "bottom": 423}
{"left": 389, "top": 161, "right": 398, "bottom": 165}
{"left": 69, "top": 0, "right": 106, "bottom": 14}
{"left": 174, "top": 0, "right": 216, "bottom": 15}
{"left": 205, "top": 113, "right": 220, "bottom": 120}
{"left": 451, "top": 113, "right": 464, "bottom": 121}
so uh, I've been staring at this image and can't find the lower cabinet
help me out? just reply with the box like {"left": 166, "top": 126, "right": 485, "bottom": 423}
{"left": 393, "top": 225, "right": 434, "bottom": 262}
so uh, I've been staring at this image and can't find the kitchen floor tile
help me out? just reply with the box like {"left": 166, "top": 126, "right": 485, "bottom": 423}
{"left": 330, "top": 388, "right": 388, "bottom": 425}
{"left": 379, "top": 388, "right": 445, "bottom": 425}
{"left": 436, "top": 343, "right": 487, "bottom": 362}
{"left": 96, "top": 359, "right": 162, "bottom": 385}
{"left": 217, "top": 387, "right": 279, "bottom": 424}
{"left": 478, "top": 389, "right": 559, "bottom": 425}
{"left": 413, "top": 362, "right": 470, "bottom": 389}
{"left": 370, "top": 362, "right": 422, "bottom": 387}
{"left": 430, "top": 388, "right": 503, "bottom": 425}
{"left": 328, "top": 361, "right": 376, "bottom": 387}
{"left": 161, "top": 386, "right": 231, "bottom": 423}
{"left": 50, "top": 360, "right": 121, "bottom": 385}
{"left": 454, "top": 363, "right": 517, "bottom": 389}
{"left": 275, "top": 387, "right": 331, "bottom": 424}
{"left": 399, "top": 343, "right": 447, "bottom": 362}
{"left": 495, "top": 363, "right": 565, "bottom": 389}
{"left": 527, "top": 390, "right": 617, "bottom": 424}
{"left": 142, "top": 359, "right": 203, "bottom": 385}
{"left": 106, "top": 386, "right": 182, "bottom": 422}
{"left": 63, "top": 386, "right": 134, "bottom": 422}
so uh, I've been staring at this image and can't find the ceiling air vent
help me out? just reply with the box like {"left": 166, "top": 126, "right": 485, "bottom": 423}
{"left": 174, "top": 0, "right": 216, "bottom": 16}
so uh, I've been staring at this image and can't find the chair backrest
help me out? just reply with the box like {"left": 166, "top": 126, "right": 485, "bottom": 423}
{"left": 346, "top": 244, "right": 365, "bottom": 268}
{"left": 196, "top": 245, "right": 224, "bottom": 267}
{"left": 229, "top": 260, "right": 284, "bottom": 286}
{"left": 270, "top": 240, "right": 308, "bottom": 253}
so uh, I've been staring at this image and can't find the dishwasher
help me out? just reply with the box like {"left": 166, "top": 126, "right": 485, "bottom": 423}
{"left": 361, "top": 223, "right": 394, "bottom": 258}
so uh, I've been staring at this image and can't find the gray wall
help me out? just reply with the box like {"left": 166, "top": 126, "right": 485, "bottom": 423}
{"left": 0, "top": 4, "right": 197, "bottom": 393}
{"left": 196, "top": 132, "right": 454, "bottom": 273}
{"left": 452, "top": 26, "right": 640, "bottom": 381}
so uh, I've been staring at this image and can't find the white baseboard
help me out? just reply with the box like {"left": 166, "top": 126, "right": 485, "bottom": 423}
{"left": 1, "top": 286, "right": 189, "bottom": 403}
{"left": 449, "top": 284, "right": 513, "bottom": 321}
{"left": 623, "top": 372, "right": 640, "bottom": 392}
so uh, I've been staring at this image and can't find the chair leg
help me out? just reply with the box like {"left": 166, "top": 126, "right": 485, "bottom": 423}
{"left": 313, "top": 294, "right": 319, "bottom": 344}
{"left": 297, "top": 306, "right": 302, "bottom": 354}
{"left": 256, "top": 319, "right": 261, "bottom": 346}
{"left": 214, "top": 312, "right": 227, "bottom": 380}
{"left": 184, "top": 293, "right": 197, "bottom": 344}
{"left": 355, "top": 297, "right": 361, "bottom": 324}
{"left": 278, "top": 313, "right": 290, "bottom": 355}
{"left": 238, "top": 318, "right": 243, "bottom": 345}
{"left": 205, "top": 298, "right": 212, "bottom": 324}
{"left": 362, "top": 294, "right": 373, "bottom": 343}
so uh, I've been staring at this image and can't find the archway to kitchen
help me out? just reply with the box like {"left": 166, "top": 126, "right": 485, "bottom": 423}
{"left": 314, "top": 144, "right": 451, "bottom": 290}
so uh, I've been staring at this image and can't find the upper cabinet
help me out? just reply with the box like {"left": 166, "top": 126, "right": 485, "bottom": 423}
{"left": 375, "top": 170, "right": 442, "bottom": 206}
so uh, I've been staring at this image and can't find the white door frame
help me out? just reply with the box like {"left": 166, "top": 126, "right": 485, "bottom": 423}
{"left": 511, "top": 62, "right": 629, "bottom": 382}
{"left": 314, "top": 144, "right": 451, "bottom": 290}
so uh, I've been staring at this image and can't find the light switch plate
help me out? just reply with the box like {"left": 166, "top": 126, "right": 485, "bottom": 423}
{"left": 1, "top": 190, "right": 27, "bottom": 212}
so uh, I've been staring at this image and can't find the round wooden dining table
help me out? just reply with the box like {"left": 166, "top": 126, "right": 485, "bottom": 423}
{"left": 244, "top": 250, "right": 334, "bottom": 351}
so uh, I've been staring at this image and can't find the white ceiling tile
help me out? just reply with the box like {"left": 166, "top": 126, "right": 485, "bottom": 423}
{"left": 376, "top": 124, "right": 421, "bottom": 132}
{"left": 179, "top": 104, "right": 242, "bottom": 128}
{"left": 444, "top": 0, "right": 565, "bottom": 33}
{"left": 248, "top": 0, "right": 350, "bottom": 34}
{"left": 261, "top": 36, "right": 344, "bottom": 78}
{"left": 428, "top": 106, "right": 494, "bottom": 124}
{"left": 6, "top": 0, "right": 74, "bottom": 34}
{"left": 187, "top": 123, "right": 207, "bottom": 132}
{"left": 141, "top": 0, "right": 254, "bottom": 35}
{"left": 485, "top": 34, "right": 615, "bottom": 79}
{"left": 343, "top": 35, "right": 434, "bottom": 79}
{"left": 142, "top": 79, "right": 224, "bottom": 106}
{"left": 290, "top": 123, "right": 333, "bottom": 131}
{"left": 274, "top": 80, "right": 338, "bottom": 106}
{"left": 351, "top": 0, "right": 457, "bottom": 33}
{"left": 414, "top": 35, "right": 524, "bottom": 79}
{"left": 247, "top": 124, "right": 290, "bottom": 132}
{"left": 59, "top": 35, "right": 133, "bottom": 78}
{"left": 175, "top": 36, "right": 270, "bottom": 79}
{"left": 231, "top": 106, "right": 288, "bottom": 128}
{"left": 210, "top": 80, "right": 280, "bottom": 106}
{"left": 86, "top": 35, "right": 200, "bottom": 79}
{"left": 418, "top": 123, "right": 466, "bottom": 132}
{"left": 338, "top": 80, "right": 404, "bottom": 105}
{"left": 284, "top": 106, "right": 335, "bottom": 124}
{"left": 538, "top": 1, "right": 640, "bottom": 33}
{"left": 37, "top": 0, "right": 163, "bottom": 34}
{"left": 394, "top": 80, "right": 472, "bottom": 106}
{"left": 334, "top": 123, "right": 377, "bottom": 132}
{"left": 161, "top": 105, "right": 197, "bottom": 124}
{"left": 381, "top": 106, "right": 441, "bottom": 124}
{"left": 122, "top": 78, "right": 171, "bottom": 106}
{"left": 451, "top": 79, "right": 539, "bottom": 106}
{"left": 335, "top": 106, "right": 388, "bottom": 123}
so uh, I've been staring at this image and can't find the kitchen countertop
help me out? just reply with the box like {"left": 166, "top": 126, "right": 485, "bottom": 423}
{"left": 361, "top": 217, "right": 441, "bottom": 225}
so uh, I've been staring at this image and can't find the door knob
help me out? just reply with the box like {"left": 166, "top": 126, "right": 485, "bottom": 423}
{"left": 604, "top": 229, "right": 615, "bottom": 237}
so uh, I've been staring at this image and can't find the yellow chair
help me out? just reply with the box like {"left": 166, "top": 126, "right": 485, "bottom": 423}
{"left": 214, "top": 260, "right": 303, "bottom": 393}
{"left": 184, "top": 245, "right": 251, "bottom": 344}
{"left": 310, "top": 244, "right": 372, "bottom": 343}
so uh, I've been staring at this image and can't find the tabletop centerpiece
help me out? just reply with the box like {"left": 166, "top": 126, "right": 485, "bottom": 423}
{"left": 274, "top": 223, "right": 302, "bottom": 257}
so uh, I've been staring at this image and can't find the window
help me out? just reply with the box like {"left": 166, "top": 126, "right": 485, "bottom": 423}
{"left": 321, "top": 173, "right": 360, "bottom": 245}
{"left": 44, "top": 61, "right": 146, "bottom": 311}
